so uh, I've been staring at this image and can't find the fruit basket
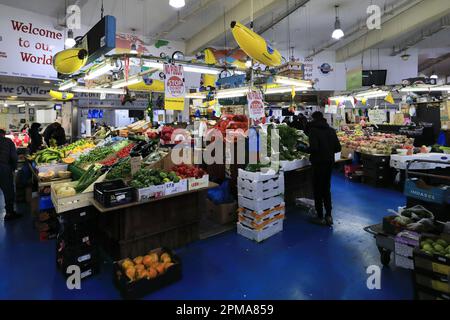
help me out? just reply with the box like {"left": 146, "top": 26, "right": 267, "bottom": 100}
{"left": 113, "top": 248, "right": 182, "bottom": 300}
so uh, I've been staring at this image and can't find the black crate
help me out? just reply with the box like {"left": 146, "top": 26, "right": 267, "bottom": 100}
{"left": 413, "top": 242, "right": 450, "bottom": 277}
{"left": 94, "top": 180, "right": 135, "bottom": 208}
{"left": 414, "top": 269, "right": 450, "bottom": 294}
{"left": 58, "top": 260, "right": 100, "bottom": 280}
{"left": 58, "top": 207, "right": 97, "bottom": 226}
{"left": 415, "top": 285, "right": 450, "bottom": 300}
{"left": 361, "top": 154, "right": 390, "bottom": 165}
{"left": 113, "top": 248, "right": 182, "bottom": 300}
{"left": 382, "top": 215, "right": 406, "bottom": 235}
{"left": 57, "top": 223, "right": 97, "bottom": 247}
{"left": 363, "top": 175, "right": 392, "bottom": 188}
{"left": 56, "top": 243, "right": 99, "bottom": 271}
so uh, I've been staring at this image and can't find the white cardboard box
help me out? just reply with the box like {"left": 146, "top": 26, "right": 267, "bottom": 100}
{"left": 237, "top": 220, "right": 283, "bottom": 243}
{"left": 164, "top": 179, "right": 188, "bottom": 196}
{"left": 238, "top": 195, "right": 284, "bottom": 212}
{"left": 135, "top": 185, "right": 165, "bottom": 201}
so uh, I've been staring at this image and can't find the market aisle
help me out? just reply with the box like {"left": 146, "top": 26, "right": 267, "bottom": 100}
{"left": 0, "top": 173, "right": 413, "bottom": 300}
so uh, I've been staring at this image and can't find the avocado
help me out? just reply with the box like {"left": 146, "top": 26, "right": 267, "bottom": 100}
{"left": 436, "top": 239, "right": 448, "bottom": 248}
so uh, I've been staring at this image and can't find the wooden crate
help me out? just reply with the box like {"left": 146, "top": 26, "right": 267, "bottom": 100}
{"left": 51, "top": 181, "right": 93, "bottom": 214}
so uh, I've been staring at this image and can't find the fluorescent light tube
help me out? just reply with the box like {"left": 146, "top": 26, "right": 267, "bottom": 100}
{"left": 274, "top": 76, "right": 312, "bottom": 88}
{"left": 111, "top": 76, "right": 142, "bottom": 89}
{"left": 85, "top": 60, "right": 115, "bottom": 80}
{"left": 59, "top": 80, "right": 77, "bottom": 91}
{"left": 72, "top": 86, "right": 125, "bottom": 95}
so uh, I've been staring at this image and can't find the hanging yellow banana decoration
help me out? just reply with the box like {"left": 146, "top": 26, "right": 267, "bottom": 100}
{"left": 231, "top": 21, "right": 282, "bottom": 67}
{"left": 202, "top": 48, "right": 218, "bottom": 89}
{"left": 49, "top": 90, "right": 74, "bottom": 101}
{"left": 53, "top": 48, "right": 88, "bottom": 75}
{"left": 127, "top": 79, "right": 165, "bottom": 92}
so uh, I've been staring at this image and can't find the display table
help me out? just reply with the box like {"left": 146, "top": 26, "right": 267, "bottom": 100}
{"left": 283, "top": 166, "right": 314, "bottom": 206}
{"left": 93, "top": 182, "right": 217, "bottom": 260}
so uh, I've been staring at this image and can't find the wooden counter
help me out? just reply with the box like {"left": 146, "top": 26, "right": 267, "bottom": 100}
{"left": 94, "top": 182, "right": 218, "bottom": 260}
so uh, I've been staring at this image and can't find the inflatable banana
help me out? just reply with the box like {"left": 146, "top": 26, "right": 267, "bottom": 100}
{"left": 53, "top": 48, "right": 88, "bottom": 75}
{"left": 127, "top": 79, "right": 164, "bottom": 92}
{"left": 49, "top": 90, "right": 74, "bottom": 101}
{"left": 231, "top": 21, "right": 282, "bottom": 67}
{"left": 202, "top": 48, "right": 218, "bottom": 89}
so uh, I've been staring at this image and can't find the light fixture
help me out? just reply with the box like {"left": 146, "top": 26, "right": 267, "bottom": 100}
{"left": 65, "top": 29, "right": 76, "bottom": 48}
{"left": 71, "top": 86, "right": 126, "bottom": 95}
{"left": 331, "top": 5, "right": 344, "bottom": 40}
{"left": 10, "top": 96, "right": 17, "bottom": 99}
{"left": 3, "top": 102, "right": 8, "bottom": 107}
{"left": 355, "top": 89, "right": 389, "bottom": 99}
{"left": 169, "top": 0, "right": 185, "bottom": 9}
{"left": 84, "top": 59, "right": 115, "bottom": 80}
{"left": 274, "top": 76, "right": 313, "bottom": 88}
{"left": 400, "top": 53, "right": 410, "bottom": 61}
{"left": 30, "top": 103, "right": 35, "bottom": 107}
{"left": 59, "top": 79, "right": 77, "bottom": 91}
{"left": 111, "top": 76, "right": 143, "bottom": 89}
{"left": 18, "top": 103, "right": 27, "bottom": 107}
{"left": 43, "top": 80, "right": 51, "bottom": 84}
{"left": 245, "top": 59, "right": 252, "bottom": 68}
{"left": 142, "top": 61, "right": 222, "bottom": 75}
{"left": 143, "top": 61, "right": 164, "bottom": 70}
{"left": 400, "top": 85, "right": 450, "bottom": 92}
{"left": 430, "top": 72, "right": 438, "bottom": 80}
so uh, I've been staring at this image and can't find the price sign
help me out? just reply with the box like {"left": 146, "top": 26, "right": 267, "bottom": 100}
{"left": 247, "top": 90, "right": 265, "bottom": 121}
{"left": 130, "top": 156, "right": 142, "bottom": 175}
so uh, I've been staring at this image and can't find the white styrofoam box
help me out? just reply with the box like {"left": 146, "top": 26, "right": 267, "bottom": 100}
{"left": 237, "top": 173, "right": 284, "bottom": 192}
{"left": 390, "top": 153, "right": 450, "bottom": 170}
{"left": 238, "top": 168, "right": 280, "bottom": 182}
{"left": 37, "top": 163, "right": 68, "bottom": 174}
{"left": 135, "top": 185, "right": 165, "bottom": 202}
{"left": 394, "top": 242, "right": 416, "bottom": 258}
{"left": 188, "top": 175, "right": 209, "bottom": 191}
{"left": 238, "top": 195, "right": 284, "bottom": 212}
{"left": 164, "top": 179, "right": 188, "bottom": 196}
{"left": 238, "top": 184, "right": 283, "bottom": 200}
{"left": 238, "top": 203, "right": 286, "bottom": 221}
{"left": 237, "top": 220, "right": 283, "bottom": 243}
{"left": 239, "top": 207, "right": 285, "bottom": 230}
{"left": 280, "top": 159, "right": 310, "bottom": 172}
{"left": 395, "top": 254, "right": 414, "bottom": 270}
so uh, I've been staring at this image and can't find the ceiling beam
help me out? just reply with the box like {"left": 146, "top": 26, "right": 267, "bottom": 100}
{"left": 419, "top": 52, "right": 450, "bottom": 72}
{"left": 185, "top": 0, "right": 282, "bottom": 54}
{"left": 335, "top": 0, "right": 450, "bottom": 62}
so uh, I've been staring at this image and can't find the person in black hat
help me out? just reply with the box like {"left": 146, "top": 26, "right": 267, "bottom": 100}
{"left": 0, "top": 129, "right": 21, "bottom": 221}
{"left": 29, "top": 123, "right": 43, "bottom": 154}
{"left": 307, "top": 111, "right": 341, "bottom": 226}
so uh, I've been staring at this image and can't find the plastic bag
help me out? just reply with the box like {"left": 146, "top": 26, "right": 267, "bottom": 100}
{"left": 207, "top": 179, "right": 234, "bottom": 205}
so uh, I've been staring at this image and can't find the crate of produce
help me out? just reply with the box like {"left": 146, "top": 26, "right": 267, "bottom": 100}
{"left": 239, "top": 208, "right": 284, "bottom": 230}
{"left": 394, "top": 231, "right": 420, "bottom": 258}
{"left": 237, "top": 219, "right": 283, "bottom": 243}
{"left": 404, "top": 178, "right": 450, "bottom": 205}
{"left": 238, "top": 184, "right": 284, "bottom": 201}
{"left": 390, "top": 153, "right": 450, "bottom": 170}
{"left": 382, "top": 215, "right": 407, "bottom": 235}
{"left": 238, "top": 195, "right": 284, "bottom": 212}
{"left": 415, "top": 285, "right": 450, "bottom": 300}
{"left": 238, "top": 173, "right": 284, "bottom": 191}
{"left": 187, "top": 174, "right": 209, "bottom": 191}
{"left": 113, "top": 248, "right": 182, "bottom": 299}
{"left": 280, "top": 159, "right": 310, "bottom": 172}
{"left": 94, "top": 180, "right": 135, "bottom": 208}
{"left": 51, "top": 181, "right": 94, "bottom": 214}
{"left": 238, "top": 168, "right": 280, "bottom": 182}
{"left": 413, "top": 234, "right": 450, "bottom": 276}
{"left": 164, "top": 179, "right": 188, "bottom": 196}
{"left": 58, "top": 207, "right": 96, "bottom": 226}
{"left": 135, "top": 185, "right": 165, "bottom": 202}
{"left": 37, "top": 163, "right": 68, "bottom": 174}
{"left": 414, "top": 270, "right": 450, "bottom": 294}
{"left": 206, "top": 199, "right": 238, "bottom": 225}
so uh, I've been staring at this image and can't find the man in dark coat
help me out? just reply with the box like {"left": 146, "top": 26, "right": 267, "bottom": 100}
{"left": 307, "top": 112, "right": 341, "bottom": 226}
{"left": 29, "top": 123, "right": 43, "bottom": 154}
{"left": 0, "top": 129, "right": 21, "bottom": 221}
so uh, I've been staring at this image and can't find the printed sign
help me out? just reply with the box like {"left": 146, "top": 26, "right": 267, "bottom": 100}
{"left": 368, "top": 109, "right": 387, "bottom": 124}
{"left": 247, "top": 90, "right": 265, "bottom": 121}
{"left": 0, "top": 82, "right": 52, "bottom": 98}
{"left": 164, "top": 63, "right": 185, "bottom": 99}
{"left": 130, "top": 156, "right": 142, "bottom": 175}
{"left": 0, "top": 4, "right": 64, "bottom": 79}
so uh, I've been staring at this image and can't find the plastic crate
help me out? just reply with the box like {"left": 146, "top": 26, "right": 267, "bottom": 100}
{"left": 94, "top": 180, "right": 135, "bottom": 208}
{"left": 414, "top": 270, "right": 450, "bottom": 294}
{"left": 413, "top": 249, "right": 450, "bottom": 277}
{"left": 58, "top": 207, "right": 96, "bottom": 226}
{"left": 113, "top": 248, "right": 182, "bottom": 300}
{"left": 404, "top": 178, "right": 450, "bottom": 205}
{"left": 415, "top": 285, "right": 450, "bottom": 300}
{"left": 237, "top": 220, "right": 283, "bottom": 243}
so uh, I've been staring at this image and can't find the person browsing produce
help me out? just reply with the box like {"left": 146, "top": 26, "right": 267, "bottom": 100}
{"left": 307, "top": 112, "right": 341, "bottom": 227}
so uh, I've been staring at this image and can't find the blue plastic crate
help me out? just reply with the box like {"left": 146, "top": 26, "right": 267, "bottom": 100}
{"left": 404, "top": 179, "right": 450, "bottom": 205}
{"left": 39, "top": 195, "right": 54, "bottom": 211}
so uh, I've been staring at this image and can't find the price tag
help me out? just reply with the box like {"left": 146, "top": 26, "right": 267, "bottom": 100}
{"left": 130, "top": 156, "right": 142, "bottom": 175}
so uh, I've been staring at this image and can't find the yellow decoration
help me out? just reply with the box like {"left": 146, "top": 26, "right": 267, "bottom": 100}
{"left": 203, "top": 48, "right": 218, "bottom": 88}
{"left": 231, "top": 21, "right": 282, "bottom": 67}
{"left": 361, "top": 98, "right": 367, "bottom": 106}
{"left": 49, "top": 90, "right": 74, "bottom": 101}
{"left": 165, "top": 97, "right": 185, "bottom": 111}
{"left": 385, "top": 92, "right": 395, "bottom": 104}
{"left": 53, "top": 48, "right": 88, "bottom": 75}
{"left": 128, "top": 79, "right": 164, "bottom": 92}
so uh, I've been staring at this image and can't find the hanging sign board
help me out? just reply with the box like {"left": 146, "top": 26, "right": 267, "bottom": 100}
{"left": 368, "top": 109, "right": 387, "bottom": 124}
{"left": 247, "top": 90, "right": 265, "bottom": 120}
{"left": 164, "top": 63, "right": 185, "bottom": 111}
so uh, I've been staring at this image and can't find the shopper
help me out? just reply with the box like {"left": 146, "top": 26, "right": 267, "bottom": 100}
{"left": 29, "top": 123, "right": 43, "bottom": 154}
{"left": 20, "top": 123, "right": 30, "bottom": 133}
{"left": 43, "top": 122, "right": 66, "bottom": 147}
{"left": 0, "top": 129, "right": 21, "bottom": 221}
{"left": 307, "top": 111, "right": 341, "bottom": 226}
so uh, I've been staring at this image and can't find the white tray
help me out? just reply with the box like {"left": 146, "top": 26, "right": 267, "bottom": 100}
{"left": 390, "top": 153, "right": 450, "bottom": 170}
{"left": 238, "top": 168, "right": 280, "bottom": 182}
{"left": 237, "top": 220, "right": 283, "bottom": 243}
{"left": 280, "top": 159, "right": 310, "bottom": 171}
{"left": 238, "top": 195, "right": 284, "bottom": 212}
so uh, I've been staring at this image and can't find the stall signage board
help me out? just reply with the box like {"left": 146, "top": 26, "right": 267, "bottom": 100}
{"left": 164, "top": 63, "right": 185, "bottom": 111}
{"left": 247, "top": 91, "right": 265, "bottom": 120}
{"left": 368, "top": 109, "right": 387, "bottom": 124}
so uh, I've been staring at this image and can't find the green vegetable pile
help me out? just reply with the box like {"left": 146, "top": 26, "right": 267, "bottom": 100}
{"left": 75, "top": 146, "right": 115, "bottom": 167}
{"left": 75, "top": 164, "right": 104, "bottom": 193}
{"left": 129, "top": 169, "right": 180, "bottom": 189}
{"left": 106, "top": 159, "right": 132, "bottom": 181}
{"left": 420, "top": 238, "right": 450, "bottom": 258}
{"left": 245, "top": 163, "right": 271, "bottom": 172}
{"left": 276, "top": 125, "right": 310, "bottom": 161}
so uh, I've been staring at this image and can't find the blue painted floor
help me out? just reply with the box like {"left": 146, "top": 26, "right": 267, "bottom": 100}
{"left": 0, "top": 173, "right": 414, "bottom": 300}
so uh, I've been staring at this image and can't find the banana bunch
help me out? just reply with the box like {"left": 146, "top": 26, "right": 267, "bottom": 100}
{"left": 31, "top": 148, "right": 66, "bottom": 165}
